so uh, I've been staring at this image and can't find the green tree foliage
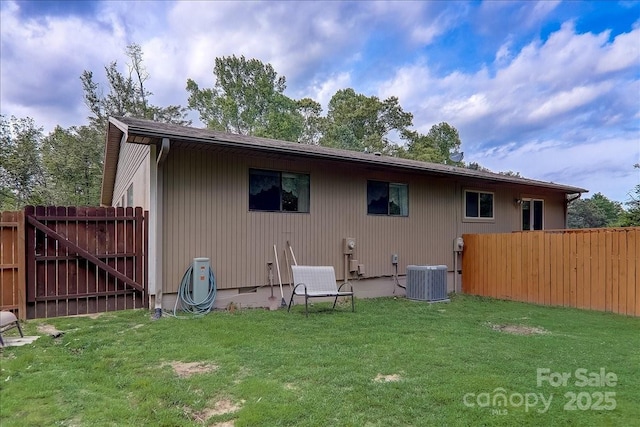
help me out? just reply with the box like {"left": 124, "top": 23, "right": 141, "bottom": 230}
{"left": 568, "top": 199, "right": 608, "bottom": 228}
{"left": 41, "top": 126, "right": 103, "bottom": 206}
{"left": 0, "top": 116, "right": 48, "bottom": 210}
{"left": 81, "top": 43, "right": 190, "bottom": 132}
{"left": 426, "top": 122, "right": 462, "bottom": 164}
{"left": 619, "top": 164, "right": 640, "bottom": 226}
{"left": 590, "top": 193, "right": 624, "bottom": 225}
{"left": 186, "top": 56, "right": 464, "bottom": 161}
{"left": 465, "top": 162, "right": 492, "bottom": 172}
{"left": 62, "top": 43, "right": 190, "bottom": 206}
{"left": 499, "top": 170, "right": 522, "bottom": 177}
{"left": 399, "top": 122, "right": 462, "bottom": 164}
{"left": 567, "top": 193, "right": 624, "bottom": 228}
{"left": 397, "top": 130, "right": 440, "bottom": 162}
{"left": 619, "top": 185, "right": 640, "bottom": 226}
{"left": 297, "top": 97, "right": 322, "bottom": 145}
{"left": 186, "top": 55, "right": 304, "bottom": 141}
{"left": 319, "top": 88, "right": 413, "bottom": 154}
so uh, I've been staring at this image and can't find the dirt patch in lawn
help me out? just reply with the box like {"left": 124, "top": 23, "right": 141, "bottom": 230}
{"left": 189, "top": 398, "right": 244, "bottom": 424}
{"left": 373, "top": 373, "right": 402, "bottom": 383}
{"left": 163, "top": 361, "right": 218, "bottom": 378}
{"left": 488, "top": 323, "right": 549, "bottom": 335}
{"left": 37, "top": 324, "right": 64, "bottom": 338}
{"left": 68, "top": 313, "right": 104, "bottom": 319}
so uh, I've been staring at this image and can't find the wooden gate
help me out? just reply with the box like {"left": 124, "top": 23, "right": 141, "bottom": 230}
{"left": 25, "top": 206, "right": 148, "bottom": 318}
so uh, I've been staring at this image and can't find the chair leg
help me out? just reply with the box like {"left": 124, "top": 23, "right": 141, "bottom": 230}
{"left": 0, "top": 334, "right": 4, "bottom": 347}
{"left": 351, "top": 295, "right": 355, "bottom": 312}
{"left": 287, "top": 293, "right": 295, "bottom": 312}
{"left": 16, "top": 321, "right": 24, "bottom": 338}
{"left": 332, "top": 296, "right": 339, "bottom": 310}
{"left": 305, "top": 296, "right": 309, "bottom": 318}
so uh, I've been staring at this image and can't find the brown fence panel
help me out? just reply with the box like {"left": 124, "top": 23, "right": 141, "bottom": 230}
{"left": 462, "top": 228, "right": 640, "bottom": 317}
{"left": 0, "top": 211, "right": 26, "bottom": 319}
{"left": 24, "top": 206, "right": 148, "bottom": 319}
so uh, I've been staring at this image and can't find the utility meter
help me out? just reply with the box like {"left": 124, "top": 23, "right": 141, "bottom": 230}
{"left": 343, "top": 238, "right": 356, "bottom": 254}
{"left": 454, "top": 237, "right": 464, "bottom": 252}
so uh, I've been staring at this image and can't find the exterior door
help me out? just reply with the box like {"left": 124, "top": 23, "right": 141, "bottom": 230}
{"left": 522, "top": 199, "right": 544, "bottom": 230}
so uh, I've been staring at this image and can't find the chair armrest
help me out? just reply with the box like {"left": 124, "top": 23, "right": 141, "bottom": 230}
{"left": 337, "top": 282, "right": 353, "bottom": 293}
{"left": 292, "top": 283, "right": 307, "bottom": 295}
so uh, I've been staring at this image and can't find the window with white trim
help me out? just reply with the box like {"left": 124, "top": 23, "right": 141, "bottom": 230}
{"left": 522, "top": 199, "right": 544, "bottom": 230}
{"left": 367, "top": 181, "right": 408, "bottom": 216}
{"left": 465, "top": 190, "right": 494, "bottom": 219}
{"left": 249, "top": 169, "right": 310, "bottom": 212}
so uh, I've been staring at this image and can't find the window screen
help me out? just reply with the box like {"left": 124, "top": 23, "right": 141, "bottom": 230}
{"left": 367, "top": 181, "right": 408, "bottom": 216}
{"left": 465, "top": 191, "right": 493, "bottom": 219}
{"left": 249, "top": 169, "right": 309, "bottom": 212}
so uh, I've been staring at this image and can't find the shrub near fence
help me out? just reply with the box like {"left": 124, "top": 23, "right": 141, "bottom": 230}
{"left": 461, "top": 228, "right": 639, "bottom": 316}
{"left": 0, "top": 211, "right": 26, "bottom": 319}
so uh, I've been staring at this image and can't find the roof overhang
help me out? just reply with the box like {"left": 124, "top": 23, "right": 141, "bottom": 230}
{"left": 100, "top": 120, "right": 126, "bottom": 206}
{"left": 100, "top": 116, "right": 588, "bottom": 205}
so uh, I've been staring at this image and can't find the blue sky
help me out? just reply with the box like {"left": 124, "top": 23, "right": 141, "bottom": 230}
{"left": 1, "top": 0, "right": 639, "bottom": 204}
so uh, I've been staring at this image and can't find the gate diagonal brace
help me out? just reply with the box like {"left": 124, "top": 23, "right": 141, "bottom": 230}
{"left": 26, "top": 216, "right": 144, "bottom": 293}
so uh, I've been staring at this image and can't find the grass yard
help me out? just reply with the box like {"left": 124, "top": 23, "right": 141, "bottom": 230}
{"left": 1, "top": 295, "right": 639, "bottom": 426}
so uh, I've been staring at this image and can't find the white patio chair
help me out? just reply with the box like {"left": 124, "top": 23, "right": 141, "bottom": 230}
{"left": 288, "top": 266, "right": 354, "bottom": 317}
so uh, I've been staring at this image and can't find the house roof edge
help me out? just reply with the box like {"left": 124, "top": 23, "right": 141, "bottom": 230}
{"left": 105, "top": 116, "right": 589, "bottom": 196}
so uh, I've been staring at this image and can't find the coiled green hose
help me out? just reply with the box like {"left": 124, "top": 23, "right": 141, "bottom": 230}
{"left": 174, "top": 264, "right": 217, "bottom": 315}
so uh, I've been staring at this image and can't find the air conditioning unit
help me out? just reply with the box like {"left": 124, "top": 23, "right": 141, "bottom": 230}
{"left": 406, "top": 265, "right": 449, "bottom": 302}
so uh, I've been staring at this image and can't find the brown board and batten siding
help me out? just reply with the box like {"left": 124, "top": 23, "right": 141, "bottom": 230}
{"left": 161, "top": 146, "right": 453, "bottom": 292}
{"left": 456, "top": 188, "right": 567, "bottom": 234}
{"left": 101, "top": 117, "right": 588, "bottom": 298}
{"left": 159, "top": 144, "right": 571, "bottom": 294}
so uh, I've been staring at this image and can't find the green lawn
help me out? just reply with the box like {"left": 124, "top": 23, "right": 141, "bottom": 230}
{"left": 1, "top": 295, "right": 639, "bottom": 426}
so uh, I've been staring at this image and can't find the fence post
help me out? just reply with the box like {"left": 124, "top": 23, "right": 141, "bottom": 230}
{"left": 17, "top": 210, "right": 26, "bottom": 320}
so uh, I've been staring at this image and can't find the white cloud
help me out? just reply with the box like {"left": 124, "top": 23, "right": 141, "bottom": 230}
{"left": 409, "top": 6, "right": 463, "bottom": 45}
{"left": 0, "top": 1, "right": 127, "bottom": 128}
{"left": 527, "top": 83, "right": 612, "bottom": 122}
{"left": 494, "top": 41, "right": 512, "bottom": 64}
{"left": 475, "top": 0, "right": 559, "bottom": 38}
{"left": 382, "top": 20, "right": 638, "bottom": 142}
{"left": 471, "top": 135, "right": 639, "bottom": 202}
{"left": 596, "top": 27, "right": 640, "bottom": 74}
{"left": 377, "top": 18, "right": 639, "bottom": 201}
{"left": 525, "top": 1, "right": 561, "bottom": 28}
{"left": 306, "top": 72, "right": 352, "bottom": 112}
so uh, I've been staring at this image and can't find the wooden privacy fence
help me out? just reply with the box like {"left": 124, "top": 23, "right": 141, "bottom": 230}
{"left": 0, "top": 211, "right": 26, "bottom": 319}
{"left": 0, "top": 206, "right": 148, "bottom": 319}
{"left": 461, "top": 228, "right": 639, "bottom": 317}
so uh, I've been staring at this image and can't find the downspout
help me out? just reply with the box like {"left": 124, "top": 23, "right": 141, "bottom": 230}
{"left": 564, "top": 192, "right": 582, "bottom": 228}
{"left": 566, "top": 193, "right": 582, "bottom": 204}
{"left": 151, "top": 138, "right": 170, "bottom": 319}
{"left": 454, "top": 181, "right": 461, "bottom": 294}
